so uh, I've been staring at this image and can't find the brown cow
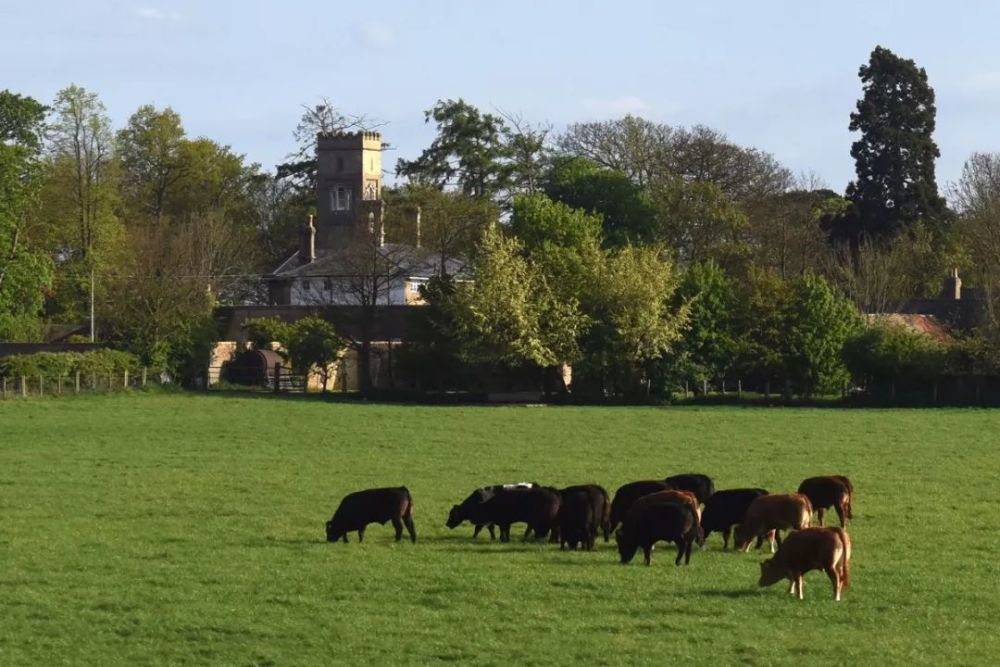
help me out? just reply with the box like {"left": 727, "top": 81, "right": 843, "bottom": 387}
{"left": 797, "top": 476, "right": 853, "bottom": 527}
{"left": 733, "top": 493, "right": 812, "bottom": 553}
{"left": 758, "top": 527, "right": 852, "bottom": 601}
{"left": 629, "top": 489, "right": 705, "bottom": 547}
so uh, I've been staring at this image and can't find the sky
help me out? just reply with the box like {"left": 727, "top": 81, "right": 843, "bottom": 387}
{"left": 3, "top": 0, "right": 1000, "bottom": 195}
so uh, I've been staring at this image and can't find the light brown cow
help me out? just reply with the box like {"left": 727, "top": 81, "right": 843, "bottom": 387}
{"left": 758, "top": 527, "right": 852, "bottom": 601}
{"left": 733, "top": 493, "right": 812, "bottom": 553}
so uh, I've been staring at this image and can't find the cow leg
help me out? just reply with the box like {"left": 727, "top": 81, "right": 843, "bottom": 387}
{"left": 643, "top": 546, "right": 653, "bottom": 566}
{"left": 797, "top": 575, "right": 804, "bottom": 600}
{"left": 674, "top": 540, "right": 685, "bottom": 566}
{"left": 817, "top": 508, "right": 826, "bottom": 527}
{"left": 774, "top": 530, "right": 783, "bottom": 549}
{"left": 488, "top": 523, "right": 496, "bottom": 540}
{"left": 341, "top": 533, "right": 348, "bottom": 544}
{"left": 722, "top": 526, "right": 731, "bottom": 551}
{"left": 767, "top": 530, "right": 777, "bottom": 553}
{"left": 684, "top": 538, "right": 693, "bottom": 565}
{"left": 825, "top": 565, "right": 841, "bottom": 601}
{"left": 500, "top": 524, "right": 511, "bottom": 543}
{"left": 835, "top": 503, "right": 846, "bottom": 527}
{"left": 391, "top": 517, "right": 403, "bottom": 541}
{"left": 472, "top": 523, "right": 483, "bottom": 539}
{"left": 788, "top": 578, "right": 796, "bottom": 595}
{"left": 357, "top": 527, "right": 365, "bottom": 543}
{"left": 404, "top": 515, "right": 417, "bottom": 543}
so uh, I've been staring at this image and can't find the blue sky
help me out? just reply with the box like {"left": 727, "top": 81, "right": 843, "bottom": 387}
{"left": 3, "top": 0, "right": 999, "bottom": 195}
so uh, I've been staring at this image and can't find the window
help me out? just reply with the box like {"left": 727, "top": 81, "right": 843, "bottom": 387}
{"left": 323, "top": 278, "right": 332, "bottom": 290}
{"left": 302, "top": 279, "right": 311, "bottom": 290}
{"left": 336, "top": 156, "right": 344, "bottom": 172}
{"left": 330, "top": 186, "right": 352, "bottom": 211}
{"left": 364, "top": 182, "right": 377, "bottom": 201}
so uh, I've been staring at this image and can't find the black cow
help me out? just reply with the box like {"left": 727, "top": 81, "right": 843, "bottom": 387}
{"left": 615, "top": 499, "right": 698, "bottom": 566}
{"left": 478, "top": 487, "right": 561, "bottom": 543}
{"left": 700, "top": 487, "right": 769, "bottom": 550}
{"left": 325, "top": 487, "right": 416, "bottom": 543}
{"left": 558, "top": 489, "right": 594, "bottom": 550}
{"left": 561, "top": 484, "right": 611, "bottom": 543}
{"left": 663, "top": 473, "right": 716, "bottom": 504}
{"left": 446, "top": 483, "right": 537, "bottom": 539}
{"left": 797, "top": 476, "right": 853, "bottom": 527}
{"left": 608, "top": 480, "right": 672, "bottom": 533}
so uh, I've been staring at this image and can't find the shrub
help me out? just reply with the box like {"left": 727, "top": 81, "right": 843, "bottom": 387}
{"left": 0, "top": 349, "right": 141, "bottom": 379}
{"left": 844, "top": 320, "right": 948, "bottom": 387}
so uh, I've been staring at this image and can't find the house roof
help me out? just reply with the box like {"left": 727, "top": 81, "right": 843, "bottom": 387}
{"left": 269, "top": 244, "right": 469, "bottom": 281}
{"left": 875, "top": 314, "right": 956, "bottom": 344}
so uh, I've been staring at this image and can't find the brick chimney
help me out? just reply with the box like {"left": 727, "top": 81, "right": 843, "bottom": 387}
{"left": 298, "top": 214, "right": 316, "bottom": 265}
{"left": 942, "top": 267, "right": 961, "bottom": 300}
{"left": 414, "top": 205, "right": 422, "bottom": 248}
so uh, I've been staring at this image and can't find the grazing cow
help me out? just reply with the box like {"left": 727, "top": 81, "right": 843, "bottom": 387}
{"left": 797, "top": 476, "right": 853, "bottom": 527}
{"left": 325, "top": 487, "right": 416, "bottom": 544}
{"left": 446, "top": 483, "right": 537, "bottom": 539}
{"left": 700, "top": 488, "right": 769, "bottom": 550}
{"left": 561, "top": 484, "right": 612, "bottom": 543}
{"left": 608, "top": 480, "right": 673, "bottom": 533}
{"left": 558, "top": 489, "right": 595, "bottom": 550}
{"left": 478, "top": 487, "right": 561, "bottom": 543}
{"left": 758, "top": 527, "right": 852, "bottom": 601}
{"left": 734, "top": 493, "right": 812, "bottom": 553}
{"left": 664, "top": 473, "right": 716, "bottom": 504}
{"left": 629, "top": 490, "right": 705, "bottom": 547}
{"left": 615, "top": 499, "right": 699, "bottom": 566}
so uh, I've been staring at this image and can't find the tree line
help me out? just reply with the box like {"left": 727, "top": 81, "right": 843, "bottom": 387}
{"left": 4, "top": 46, "right": 1000, "bottom": 393}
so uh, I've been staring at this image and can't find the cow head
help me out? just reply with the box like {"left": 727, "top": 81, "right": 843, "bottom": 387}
{"left": 614, "top": 528, "right": 637, "bottom": 564}
{"left": 758, "top": 559, "right": 785, "bottom": 587}
{"left": 325, "top": 519, "right": 340, "bottom": 543}
{"left": 445, "top": 505, "right": 464, "bottom": 529}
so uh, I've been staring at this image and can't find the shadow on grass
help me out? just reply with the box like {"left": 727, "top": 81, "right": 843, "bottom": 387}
{"left": 697, "top": 588, "right": 762, "bottom": 599}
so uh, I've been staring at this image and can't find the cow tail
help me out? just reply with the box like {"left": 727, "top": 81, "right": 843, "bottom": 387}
{"left": 402, "top": 486, "right": 414, "bottom": 518}
{"left": 801, "top": 495, "right": 813, "bottom": 528}
{"left": 834, "top": 527, "right": 851, "bottom": 589}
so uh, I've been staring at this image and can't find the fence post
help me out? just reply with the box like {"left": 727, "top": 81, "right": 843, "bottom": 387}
{"left": 274, "top": 363, "right": 282, "bottom": 394}
{"left": 702, "top": 378, "right": 708, "bottom": 397}
{"left": 75, "top": 372, "right": 80, "bottom": 394}
{"left": 932, "top": 383, "right": 938, "bottom": 403}
{"left": 57, "top": 375, "right": 62, "bottom": 396}
{"left": 737, "top": 380, "right": 742, "bottom": 400}
{"left": 2, "top": 377, "right": 6, "bottom": 400}
{"left": 721, "top": 379, "right": 726, "bottom": 396}
{"left": 124, "top": 369, "right": 129, "bottom": 389}
{"left": 20, "top": 376, "right": 27, "bottom": 398}
{"left": 91, "top": 373, "right": 96, "bottom": 391}
{"left": 684, "top": 381, "right": 689, "bottom": 399}
{"left": 890, "top": 383, "right": 896, "bottom": 402}
{"left": 142, "top": 367, "right": 147, "bottom": 388}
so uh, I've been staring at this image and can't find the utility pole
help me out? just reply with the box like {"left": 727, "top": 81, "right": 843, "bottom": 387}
{"left": 90, "top": 268, "right": 96, "bottom": 342}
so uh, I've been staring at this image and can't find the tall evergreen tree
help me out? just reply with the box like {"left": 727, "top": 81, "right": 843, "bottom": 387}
{"left": 846, "top": 46, "right": 945, "bottom": 237}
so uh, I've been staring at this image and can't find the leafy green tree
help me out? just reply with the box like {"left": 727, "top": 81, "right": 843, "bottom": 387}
{"left": 648, "top": 176, "right": 748, "bottom": 269}
{"left": 730, "top": 268, "right": 793, "bottom": 390}
{"left": 117, "top": 105, "right": 185, "bottom": 222}
{"left": 846, "top": 46, "right": 946, "bottom": 238}
{"left": 509, "top": 193, "right": 603, "bottom": 305}
{"left": 396, "top": 99, "right": 511, "bottom": 199}
{"left": 543, "top": 156, "right": 655, "bottom": 246}
{"left": 41, "top": 85, "right": 123, "bottom": 334}
{"left": 448, "top": 224, "right": 585, "bottom": 372}
{"left": 843, "top": 320, "right": 947, "bottom": 388}
{"left": 285, "top": 315, "right": 347, "bottom": 392}
{"left": 578, "top": 245, "right": 688, "bottom": 397}
{"left": 672, "top": 260, "right": 738, "bottom": 384}
{"left": 783, "top": 272, "right": 861, "bottom": 396}
{"left": 0, "top": 90, "right": 52, "bottom": 340}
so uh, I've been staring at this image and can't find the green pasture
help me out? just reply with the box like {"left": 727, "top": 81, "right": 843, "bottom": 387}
{"left": 1, "top": 393, "right": 998, "bottom": 665}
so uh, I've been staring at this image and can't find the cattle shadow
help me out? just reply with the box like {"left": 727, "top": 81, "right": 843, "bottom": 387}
{"left": 697, "top": 588, "right": 761, "bottom": 599}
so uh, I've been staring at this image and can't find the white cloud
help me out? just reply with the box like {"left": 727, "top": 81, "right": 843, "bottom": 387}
{"left": 358, "top": 21, "right": 395, "bottom": 49}
{"left": 581, "top": 95, "right": 652, "bottom": 116}
{"left": 133, "top": 7, "right": 180, "bottom": 22}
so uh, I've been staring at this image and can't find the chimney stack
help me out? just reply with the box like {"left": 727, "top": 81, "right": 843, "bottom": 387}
{"left": 951, "top": 267, "right": 962, "bottom": 300}
{"left": 299, "top": 215, "right": 316, "bottom": 265}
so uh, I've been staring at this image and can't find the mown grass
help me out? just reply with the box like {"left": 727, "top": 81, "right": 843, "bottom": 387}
{"left": 1, "top": 393, "right": 998, "bottom": 666}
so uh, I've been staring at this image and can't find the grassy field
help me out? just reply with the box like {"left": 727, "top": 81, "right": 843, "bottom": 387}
{"left": 1, "top": 392, "right": 998, "bottom": 666}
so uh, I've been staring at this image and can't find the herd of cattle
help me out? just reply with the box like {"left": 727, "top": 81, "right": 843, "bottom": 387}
{"left": 324, "top": 473, "right": 855, "bottom": 601}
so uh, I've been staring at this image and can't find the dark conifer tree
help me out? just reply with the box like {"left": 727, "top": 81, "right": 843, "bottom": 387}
{"left": 846, "top": 46, "right": 946, "bottom": 238}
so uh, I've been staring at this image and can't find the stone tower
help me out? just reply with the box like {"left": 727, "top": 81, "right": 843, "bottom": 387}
{"left": 315, "top": 131, "right": 383, "bottom": 251}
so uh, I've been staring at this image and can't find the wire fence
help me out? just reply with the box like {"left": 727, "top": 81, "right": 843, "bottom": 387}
{"left": 0, "top": 368, "right": 166, "bottom": 400}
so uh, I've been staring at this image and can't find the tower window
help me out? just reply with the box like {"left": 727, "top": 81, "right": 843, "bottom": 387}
{"left": 364, "top": 182, "right": 377, "bottom": 201}
{"left": 331, "top": 186, "right": 352, "bottom": 211}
